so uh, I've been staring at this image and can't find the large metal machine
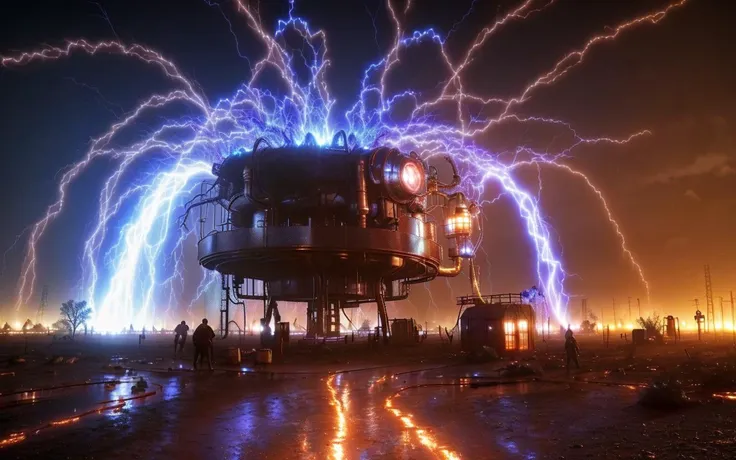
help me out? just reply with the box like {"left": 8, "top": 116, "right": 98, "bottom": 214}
{"left": 189, "top": 131, "right": 479, "bottom": 343}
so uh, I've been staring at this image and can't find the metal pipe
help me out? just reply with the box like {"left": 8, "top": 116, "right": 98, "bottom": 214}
{"left": 438, "top": 257, "right": 463, "bottom": 277}
{"left": 332, "top": 130, "right": 348, "bottom": 150}
{"left": 469, "top": 259, "right": 484, "bottom": 300}
{"left": 437, "top": 156, "right": 461, "bottom": 190}
{"left": 357, "top": 160, "right": 369, "bottom": 228}
{"left": 243, "top": 166, "right": 252, "bottom": 199}
{"left": 367, "top": 148, "right": 383, "bottom": 184}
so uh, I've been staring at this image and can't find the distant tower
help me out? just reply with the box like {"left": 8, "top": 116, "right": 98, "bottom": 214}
{"left": 704, "top": 265, "right": 715, "bottom": 333}
{"left": 37, "top": 285, "right": 49, "bottom": 324}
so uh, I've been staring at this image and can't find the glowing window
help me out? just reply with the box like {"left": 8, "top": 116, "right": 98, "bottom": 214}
{"left": 504, "top": 321, "right": 516, "bottom": 350}
{"left": 518, "top": 320, "right": 529, "bottom": 350}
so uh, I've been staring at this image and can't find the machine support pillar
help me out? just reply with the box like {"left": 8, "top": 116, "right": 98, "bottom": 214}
{"left": 375, "top": 280, "right": 390, "bottom": 344}
{"left": 306, "top": 301, "right": 318, "bottom": 338}
{"left": 220, "top": 274, "right": 230, "bottom": 338}
{"left": 326, "top": 300, "right": 341, "bottom": 337}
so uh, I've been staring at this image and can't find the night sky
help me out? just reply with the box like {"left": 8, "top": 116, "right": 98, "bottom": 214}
{"left": 0, "top": 0, "right": 734, "bottom": 325}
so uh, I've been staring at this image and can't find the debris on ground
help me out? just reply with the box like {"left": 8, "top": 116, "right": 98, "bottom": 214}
{"left": 8, "top": 356, "right": 26, "bottom": 366}
{"left": 131, "top": 377, "right": 148, "bottom": 393}
{"left": 466, "top": 346, "right": 499, "bottom": 363}
{"left": 701, "top": 359, "right": 736, "bottom": 390}
{"left": 499, "top": 361, "right": 539, "bottom": 378}
{"left": 638, "top": 377, "right": 689, "bottom": 409}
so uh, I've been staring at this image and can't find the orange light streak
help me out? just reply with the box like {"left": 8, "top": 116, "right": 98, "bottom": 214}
{"left": 385, "top": 396, "right": 460, "bottom": 459}
{"left": 326, "top": 374, "right": 347, "bottom": 460}
{"left": 0, "top": 433, "right": 26, "bottom": 447}
{"left": 0, "top": 385, "right": 157, "bottom": 448}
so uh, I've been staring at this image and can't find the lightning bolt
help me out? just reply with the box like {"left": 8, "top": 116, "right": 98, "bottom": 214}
{"left": 1, "top": 0, "right": 687, "bottom": 330}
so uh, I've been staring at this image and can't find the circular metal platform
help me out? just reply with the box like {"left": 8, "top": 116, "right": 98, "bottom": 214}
{"left": 198, "top": 225, "right": 441, "bottom": 284}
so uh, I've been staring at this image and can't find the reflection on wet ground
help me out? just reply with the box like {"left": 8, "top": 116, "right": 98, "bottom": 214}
{"left": 0, "top": 371, "right": 172, "bottom": 448}
{"left": 326, "top": 374, "right": 347, "bottom": 459}
{"left": 3, "top": 358, "right": 736, "bottom": 459}
{"left": 385, "top": 396, "right": 460, "bottom": 460}
{"left": 0, "top": 362, "right": 659, "bottom": 459}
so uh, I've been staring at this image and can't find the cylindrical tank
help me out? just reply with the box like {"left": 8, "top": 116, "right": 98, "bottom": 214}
{"left": 665, "top": 315, "right": 676, "bottom": 338}
{"left": 256, "top": 348, "right": 272, "bottom": 364}
{"left": 227, "top": 347, "right": 242, "bottom": 365}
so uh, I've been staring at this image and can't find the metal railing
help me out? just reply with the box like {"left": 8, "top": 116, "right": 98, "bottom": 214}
{"left": 456, "top": 293, "right": 525, "bottom": 306}
{"left": 197, "top": 181, "right": 231, "bottom": 241}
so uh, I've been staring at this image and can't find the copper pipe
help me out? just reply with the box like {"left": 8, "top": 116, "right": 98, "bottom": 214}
{"left": 357, "top": 160, "right": 369, "bottom": 228}
{"left": 469, "top": 259, "right": 484, "bottom": 300}
{"left": 437, "top": 257, "right": 463, "bottom": 277}
{"left": 437, "top": 155, "right": 461, "bottom": 190}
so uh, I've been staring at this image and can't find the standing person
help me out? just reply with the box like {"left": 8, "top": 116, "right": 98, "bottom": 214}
{"left": 174, "top": 321, "right": 189, "bottom": 355}
{"left": 565, "top": 328, "right": 580, "bottom": 373}
{"left": 192, "top": 318, "right": 215, "bottom": 371}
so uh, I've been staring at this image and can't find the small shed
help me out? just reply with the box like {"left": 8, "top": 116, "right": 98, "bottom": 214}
{"left": 459, "top": 293, "right": 536, "bottom": 355}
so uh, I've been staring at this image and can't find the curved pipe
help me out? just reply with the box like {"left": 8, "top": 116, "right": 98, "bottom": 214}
{"left": 303, "top": 132, "right": 318, "bottom": 146}
{"left": 245, "top": 142, "right": 270, "bottom": 207}
{"left": 437, "top": 155, "right": 461, "bottom": 190}
{"left": 437, "top": 257, "right": 463, "bottom": 277}
{"left": 332, "top": 130, "right": 348, "bottom": 150}
{"left": 469, "top": 259, "right": 485, "bottom": 301}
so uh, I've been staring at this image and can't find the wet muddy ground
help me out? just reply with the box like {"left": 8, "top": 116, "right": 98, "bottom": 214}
{"left": 1, "top": 333, "right": 736, "bottom": 459}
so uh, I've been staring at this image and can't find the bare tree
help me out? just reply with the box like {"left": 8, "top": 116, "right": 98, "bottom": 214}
{"left": 59, "top": 300, "right": 91, "bottom": 339}
{"left": 637, "top": 315, "right": 663, "bottom": 342}
{"left": 22, "top": 319, "right": 33, "bottom": 332}
{"left": 580, "top": 319, "right": 597, "bottom": 333}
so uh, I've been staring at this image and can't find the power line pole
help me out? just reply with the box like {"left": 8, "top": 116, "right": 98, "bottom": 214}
{"left": 612, "top": 298, "right": 617, "bottom": 327}
{"left": 720, "top": 296, "right": 726, "bottom": 340}
{"left": 704, "top": 264, "right": 715, "bottom": 333}
{"left": 582, "top": 298, "right": 588, "bottom": 323}
{"left": 720, "top": 294, "right": 735, "bottom": 344}
{"left": 692, "top": 298, "right": 702, "bottom": 340}
{"left": 731, "top": 291, "right": 735, "bottom": 345}
{"left": 628, "top": 297, "right": 632, "bottom": 321}
{"left": 36, "top": 285, "right": 48, "bottom": 325}
{"left": 637, "top": 298, "right": 641, "bottom": 319}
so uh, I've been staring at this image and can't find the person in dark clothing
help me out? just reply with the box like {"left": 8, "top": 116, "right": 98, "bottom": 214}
{"left": 192, "top": 318, "right": 215, "bottom": 370}
{"left": 174, "top": 321, "right": 189, "bottom": 355}
{"left": 565, "top": 328, "right": 580, "bottom": 372}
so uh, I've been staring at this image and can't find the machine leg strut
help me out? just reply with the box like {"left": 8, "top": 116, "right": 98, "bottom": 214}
{"left": 375, "top": 280, "right": 390, "bottom": 344}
